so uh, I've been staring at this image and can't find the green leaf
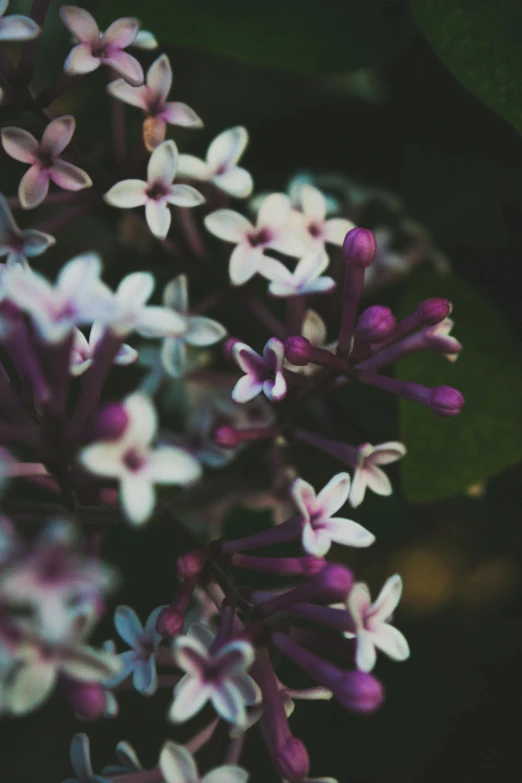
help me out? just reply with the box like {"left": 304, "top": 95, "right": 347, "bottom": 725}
{"left": 411, "top": 0, "right": 522, "bottom": 134}
{"left": 104, "top": 0, "right": 413, "bottom": 75}
{"left": 397, "top": 270, "right": 522, "bottom": 502}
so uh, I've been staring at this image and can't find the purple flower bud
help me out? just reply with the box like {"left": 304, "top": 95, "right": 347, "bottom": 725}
{"left": 214, "top": 425, "right": 241, "bottom": 448}
{"left": 94, "top": 402, "right": 128, "bottom": 440}
{"left": 284, "top": 336, "right": 312, "bottom": 367}
{"left": 231, "top": 553, "right": 326, "bottom": 577}
{"left": 177, "top": 550, "right": 206, "bottom": 578}
{"left": 342, "top": 228, "right": 377, "bottom": 268}
{"left": 418, "top": 298, "right": 452, "bottom": 325}
{"left": 355, "top": 305, "right": 397, "bottom": 343}
{"left": 156, "top": 605, "right": 185, "bottom": 638}
{"left": 334, "top": 670, "right": 384, "bottom": 714}
{"left": 254, "top": 563, "right": 354, "bottom": 618}
{"left": 429, "top": 385, "right": 465, "bottom": 417}
{"left": 272, "top": 736, "right": 310, "bottom": 782}
{"left": 66, "top": 680, "right": 106, "bottom": 720}
{"left": 214, "top": 424, "right": 280, "bottom": 448}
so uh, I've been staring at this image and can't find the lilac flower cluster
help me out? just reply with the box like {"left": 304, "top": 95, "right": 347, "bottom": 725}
{"left": 0, "top": 5, "right": 464, "bottom": 782}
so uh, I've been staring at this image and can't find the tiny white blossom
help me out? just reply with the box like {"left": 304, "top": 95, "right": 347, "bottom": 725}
{"left": 70, "top": 322, "right": 138, "bottom": 376}
{"left": 349, "top": 442, "right": 406, "bottom": 507}
{"left": 232, "top": 338, "right": 287, "bottom": 403}
{"left": 178, "top": 126, "right": 253, "bottom": 198}
{"left": 288, "top": 184, "right": 355, "bottom": 249}
{"left": 0, "top": 194, "right": 55, "bottom": 268}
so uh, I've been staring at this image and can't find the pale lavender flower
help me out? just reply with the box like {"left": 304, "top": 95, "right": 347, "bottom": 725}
{"left": 170, "top": 623, "right": 259, "bottom": 726}
{"left": 106, "top": 605, "right": 166, "bottom": 696}
{"left": 204, "top": 193, "right": 304, "bottom": 286}
{"left": 110, "top": 271, "right": 188, "bottom": 338}
{"left": 161, "top": 741, "right": 249, "bottom": 783}
{"left": 59, "top": 5, "right": 143, "bottom": 86}
{"left": 346, "top": 575, "right": 410, "bottom": 672}
{"left": 292, "top": 473, "right": 375, "bottom": 557}
{"left": 289, "top": 184, "right": 355, "bottom": 249}
{"left": 0, "top": 0, "right": 41, "bottom": 41}
{"left": 0, "top": 194, "right": 55, "bottom": 268}
{"left": 108, "top": 54, "right": 203, "bottom": 151}
{"left": 349, "top": 442, "right": 406, "bottom": 507}
{"left": 104, "top": 140, "right": 204, "bottom": 239}
{"left": 261, "top": 249, "right": 335, "bottom": 298}
{"left": 70, "top": 322, "right": 138, "bottom": 376}
{"left": 178, "top": 126, "right": 253, "bottom": 198}
{"left": 64, "top": 733, "right": 111, "bottom": 783}
{"left": 231, "top": 338, "right": 287, "bottom": 404}
{"left": 1, "top": 116, "right": 92, "bottom": 210}
{"left": 79, "top": 393, "right": 202, "bottom": 525}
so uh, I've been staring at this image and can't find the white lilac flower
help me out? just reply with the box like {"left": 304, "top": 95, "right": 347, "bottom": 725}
{"left": 1, "top": 253, "right": 116, "bottom": 343}
{"left": 288, "top": 184, "right": 355, "bottom": 249}
{"left": 79, "top": 393, "right": 201, "bottom": 525}
{"left": 64, "top": 733, "right": 111, "bottom": 783}
{"left": 0, "top": 0, "right": 40, "bottom": 41}
{"left": 110, "top": 271, "right": 187, "bottom": 338}
{"left": 104, "top": 140, "right": 204, "bottom": 240}
{"left": 232, "top": 338, "right": 287, "bottom": 404}
{"left": 349, "top": 442, "right": 406, "bottom": 508}
{"left": 0, "top": 194, "right": 55, "bottom": 267}
{"left": 346, "top": 575, "right": 410, "bottom": 672}
{"left": 1, "top": 116, "right": 92, "bottom": 210}
{"left": 260, "top": 249, "right": 335, "bottom": 298}
{"left": 108, "top": 54, "right": 203, "bottom": 152}
{"left": 160, "top": 275, "right": 226, "bottom": 379}
{"left": 161, "top": 741, "right": 249, "bottom": 783}
{"left": 106, "top": 605, "right": 166, "bottom": 696}
{"left": 170, "top": 623, "right": 259, "bottom": 726}
{"left": 59, "top": 6, "right": 143, "bottom": 86}
{"left": 204, "top": 193, "right": 304, "bottom": 286}
{"left": 178, "top": 126, "right": 253, "bottom": 198}
{"left": 292, "top": 473, "right": 375, "bottom": 557}
{"left": 284, "top": 309, "right": 336, "bottom": 376}
{"left": 70, "top": 322, "right": 138, "bottom": 376}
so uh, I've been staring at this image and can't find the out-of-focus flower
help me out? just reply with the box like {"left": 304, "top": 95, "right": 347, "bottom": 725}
{"left": 170, "top": 623, "right": 259, "bottom": 726}
{"left": 64, "top": 733, "right": 111, "bottom": 783}
{"left": 349, "top": 442, "right": 406, "bottom": 507}
{"left": 110, "top": 271, "right": 188, "bottom": 339}
{"left": 104, "top": 140, "right": 204, "bottom": 239}
{"left": 0, "top": 194, "right": 55, "bottom": 268}
{"left": 59, "top": 6, "right": 143, "bottom": 85}
{"left": 108, "top": 54, "right": 202, "bottom": 152}
{"left": 105, "top": 605, "right": 166, "bottom": 696}
{"left": 346, "top": 575, "right": 410, "bottom": 672}
{"left": 1, "top": 116, "right": 92, "bottom": 210}
{"left": 70, "top": 322, "right": 137, "bottom": 376}
{"left": 0, "top": 0, "right": 41, "bottom": 41}
{"left": 292, "top": 473, "right": 375, "bottom": 556}
{"left": 289, "top": 184, "right": 354, "bottom": 249}
{"left": 232, "top": 338, "right": 287, "bottom": 403}
{"left": 178, "top": 126, "right": 253, "bottom": 198}
{"left": 161, "top": 741, "right": 248, "bottom": 783}
{"left": 261, "top": 249, "right": 335, "bottom": 297}
{"left": 79, "top": 393, "right": 201, "bottom": 525}
{"left": 285, "top": 309, "right": 336, "bottom": 375}
{"left": 159, "top": 275, "right": 226, "bottom": 379}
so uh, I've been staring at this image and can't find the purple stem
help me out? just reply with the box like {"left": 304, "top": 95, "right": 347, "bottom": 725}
{"left": 294, "top": 428, "right": 358, "bottom": 467}
{"left": 219, "top": 516, "right": 303, "bottom": 555}
{"left": 230, "top": 553, "right": 326, "bottom": 576}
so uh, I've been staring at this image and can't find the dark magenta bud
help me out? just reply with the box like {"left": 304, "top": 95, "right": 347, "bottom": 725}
{"left": 355, "top": 305, "right": 397, "bottom": 343}
{"left": 342, "top": 228, "right": 377, "bottom": 268}
{"left": 177, "top": 549, "right": 207, "bottom": 578}
{"left": 334, "top": 671, "right": 384, "bottom": 714}
{"left": 156, "top": 606, "right": 185, "bottom": 638}
{"left": 67, "top": 680, "right": 106, "bottom": 720}
{"left": 284, "top": 336, "right": 312, "bottom": 367}
{"left": 214, "top": 425, "right": 241, "bottom": 448}
{"left": 429, "top": 386, "right": 465, "bottom": 417}
{"left": 417, "top": 298, "right": 452, "bottom": 325}
{"left": 94, "top": 402, "right": 128, "bottom": 440}
{"left": 273, "top": 736, "right": 310, "bottom": 782}
{"left": 314, "top": 563, "right": 354, "bottom": 603}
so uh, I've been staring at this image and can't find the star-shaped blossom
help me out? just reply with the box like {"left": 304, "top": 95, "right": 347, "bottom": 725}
{"left": 292, "top": 473, "right": 375, "bottom": 557}
{"left": 1, "top": 253, "right": 116, "bottom": 343}
{"left": 205, "top": 193, "right": 303, "bottom": 286}
{"left": 159, "top": 275, "right": 227, "bottom": 379}
{"left": 105, "top": 605, "right": 166, "bottom": 696}
{"left": 170, "top": 623, "right": 259, "bottom": 726}
{"left": 231, "top": 338, "right": 287, "bottom": 404}
{"left": 59, "top": 6, "right": 143, "bottom": 86}
{"left": 289, "top": 184, "right": 355, "bottom": 249}
{"left": 109, "top": 271, "right": 188, "bottom": 338}
{"left": 64, "top": 733, "right": 111, "bottom": 783}
{"left": 260, "top": 249, "right": 335, "bottom": 298}
{"left": 178, "top": 126, "right": 253, "bottom": 198}
{"left": 79, "top": 393, "right": 202, "bottom": 525}
{"left": 349, "top": 442, "right": 406, "bottom": 508}
{"left": 108, "top": 54, "right": 203, "bottom": 152}
{"left": 0, "top": 0, "right": 41, "bottom": 41}
{"left": 346, "top": 575, "right": 410, "bottom": 672}
{"left": 161, "top": 741, "right": 248, "bottom": 783}
{"left": 0, "top": 194, "right": 55, "bottom": 268}
{"left": 70, "top": 322, "right": 137, "bottom": 376}
{"left": 1, "top": 116, "right": 92, "bottom": 210}
{"left": 104, "top": 140, "right": 204, "bottom": 240}
{"left": 285, "top": 309, "right": 336, "bottom": 376}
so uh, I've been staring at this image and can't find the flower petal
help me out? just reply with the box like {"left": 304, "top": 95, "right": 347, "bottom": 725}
{"left": 41, "top": 115, "right": 75, "bottom": 156}
{"left": 105, "top": 50, "right": 144, "bottom": 87}
{"left": 136, "top": 305, "right": 186, "bottom": 338}
{"left": 59, "top": 5, "right": 100, "bottom": 44}
{"left": 0, "top": 14, "right": 41, "bottom": 41}
{"left": 214, "top": 641, "right": 254, "bottom": 676}
{"left": 9, "top": 660, "right": 56, "bottom": 714}
{"left": 114, "top": 605, "right": 144, "bottom": 647}
{"left": 147, "top": 446, "right": 201, "bottom": 485}
{"left": 204, "top": 209, "right": 252, "bottom": 242}
{"left": 231, "top": 374, "right": 263, "bottom": 404}
{"left": 147, "top": 53, "right": 172, "bottom": 103}
{"left": 173, "top": 636, "right": 208, "bottom": 675}
{"left": 79, "top": 442, "right": 124, "bottom": 478}
{"left": 207, "top": 126, "right": 248, "bottom": 170}
{"left": 177, "top": 153, "right": 211, "bottom": 181}
{"left": 20, "top": 228, "right": 56, "bottom": 257}
{"left": 160, "top": 742, "right": 199, "bottom": 783}
{"left": 1, "top": 126, "right": 38, "bottom": 163}
{"left": 355, "top": 630, "right": 377, "bottom": 672}
{"left": 145, "top": 199, "right": 171, "bottom": 239}
{"left": 372, "top": 624, "right": 410, "bottom": 662}
{"left": 300, "top": 184, "right": 327, "bottom": 221}
{"left": 364, "top": 465, "right": 392, "bottom": 496}
{"left": 212, "top": 167, "right": 253, "bottom": 198}
{"left": 133, "top": 29, "right": 158, "bottom": 49}
{"left": 56, "top": 251, "right": 102, "bottom": 296}
{"left": 295, "top": 249, "right": 329, "bottom": 286}
{"left": 302, "top": 308, "right": 327, "bottom": 346}
{"left": 347, "top": 583, "right": 372, "bottom": 627}
{"left": 369, "top": 442, "right": 407, "bottom": 465}
{"left": 104, "top": 179, "right": 147, "bottom": 208}
{"left": 161, "top": 337, "right": 186, "bottom": 378}
{"left": 64, "top": 42, "right": 100, "bottom": 75}
{"left": 120, "top": 474, "right": 155, "bottom": 525}
{"left": 258, "top": 192, "right": 291, "bottom": 229}
{"left": 107, "top": 78, "right": 148, "bottom": 109}
{"left": 264, "top": 371, "right": 286, "bottom": 402}
{"left": 324, "top": 517, "right": 375, "bottom": 548}
{"left": 124, "top": 393, "right": 157, "bottom": 445}
{"left": 100, "top": 17, "right": 139, "bottom": 49}
{"left": 369, "top": 575, "right": 403, "bottom": 623}
{"left": 211, "top": 679, "right": 246, "bottom": 725}
{"left": 291, "top": 478, "right": 317, "bottom": 521}
{"left": 348, "top": 469, "right": 368, "bottom": 508}
{"left": 148, "top": 139, "right": 178, "bottom": 185}
{"left": 185, "top": 316, "right": 226, "bottom": 347}
{"left": 165, "top": 184, "right": 204, "bottom": 208}
{"left": 169, "top": 674, "right": 211, "bottom": 722}
{"left": 117, "top": 271, "right": 154, "bottom": 308}
{"left": 229, "top": 244, "right": 260, "bottom": 286}
{"left": 0, "top": 193, "right": 18, "bottom": 237}
{"left": 133, "top": 658, "right": 157, "bottom": 695}
{"left": 324, "top": 217, "right": 355, "bottom": 246}
{"left": 202, "top": 765, "right": 249, "bottom": 783}
{"left": 50, "top": 160, "right": 92, "bottom": 191}
{"left": 163, "top": 274, "right": 187, "bottom": 313}
{"left": 69, "top": 733, "right": 94, "bottom": 780}
{"left": 317, "top": 472, "right": 351, "bottom": 517}
{"left": 302, "top": 521, "right": 331, "bottom": 557}
{"left": 18, "top": 166, "right": 50, "bottom": 210}
{"left": 162, "top": 101, "right": 203, "bottom": 129}
{"left": 232, "top": 343, "right": 265, "bottom": 376}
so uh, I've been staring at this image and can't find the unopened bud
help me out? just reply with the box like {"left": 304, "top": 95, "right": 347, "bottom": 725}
{"left": 355, "top": 306, "right": 396, "bottom": 343}
{"left": 284, "top": 336, "right": 312, "bottom": 367}
{"left": 156, "top": 606, "right": 184, "bottom": 638}
{"left": 429, "top": 386, "right": 465, "bottom": 417}
{"left": 273, "top": 736, "right": 310, "bottom": 782}
{"left": 94, "top": 403, "right": 128, "bottom": 440}
{"left": 67, "top": 680, "right": 106, "bottom": 720}
{"left": 342, "top": 228, "right": 377, "bottom": 268}
{"left": 417, "top": 298, "right": 452, "bottom": 325}
{"left": 335, "top": 671, "right": 384, "bottom": 714}
{"left": 214, "top": 425, "right": 240, "bottom": 448}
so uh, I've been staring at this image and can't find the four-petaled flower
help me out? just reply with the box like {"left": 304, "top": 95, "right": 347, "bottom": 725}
{"left": 108, "top": 54, "right": 202, "bottom": 152}
{"left": 0, "top": 0, "right": 41, "bottom": 41}
{"left": 0, "top": 193, "right": 55, "bottom": 267}
{"left": 349, "top": 442, "right": 406, "bottom": 508}
{"left": 178, "top": 126, "right": 253, "bottom": 198}
{"left": 205, "top": 193, "right": 303, "bottom": 286}
{"left": 292, "top": 473, "right": 375, "bottom": 557}
{"left": 160, "top": 274, "right": 227, "bottom": 379}
{"left": 346, "top": 575, "right": 410, "bottom": 672}
{"left": 1, "top": 116, "right": 92, "bottom": 210}
{"left": 232, "top": 338, "right": 287, "bottom": 404}
{"left": 170, "top": 623, "right": 259, "bottom": 726}
{"left": 289, "top": 183, "right": 355, "bottom": 249}
{"left": 104, "top": 140, "right": 204, "bottom": 240}
{"left": 161, "top": 741, "right": 249, "bottom": 783}
{"left": 106, "top": 605, "right": 166, "bottom": 696}
{"left": 59, "top": 5, "right": 143, "bottom": 86}
{"left": 79, "top": 393, "right": 202, "bottom": 525}
{"left": 261, "top": 249, "right": 335, "bottom": 298}
{"left": 70, "top": 322, "right": 138, "bottom": 376}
